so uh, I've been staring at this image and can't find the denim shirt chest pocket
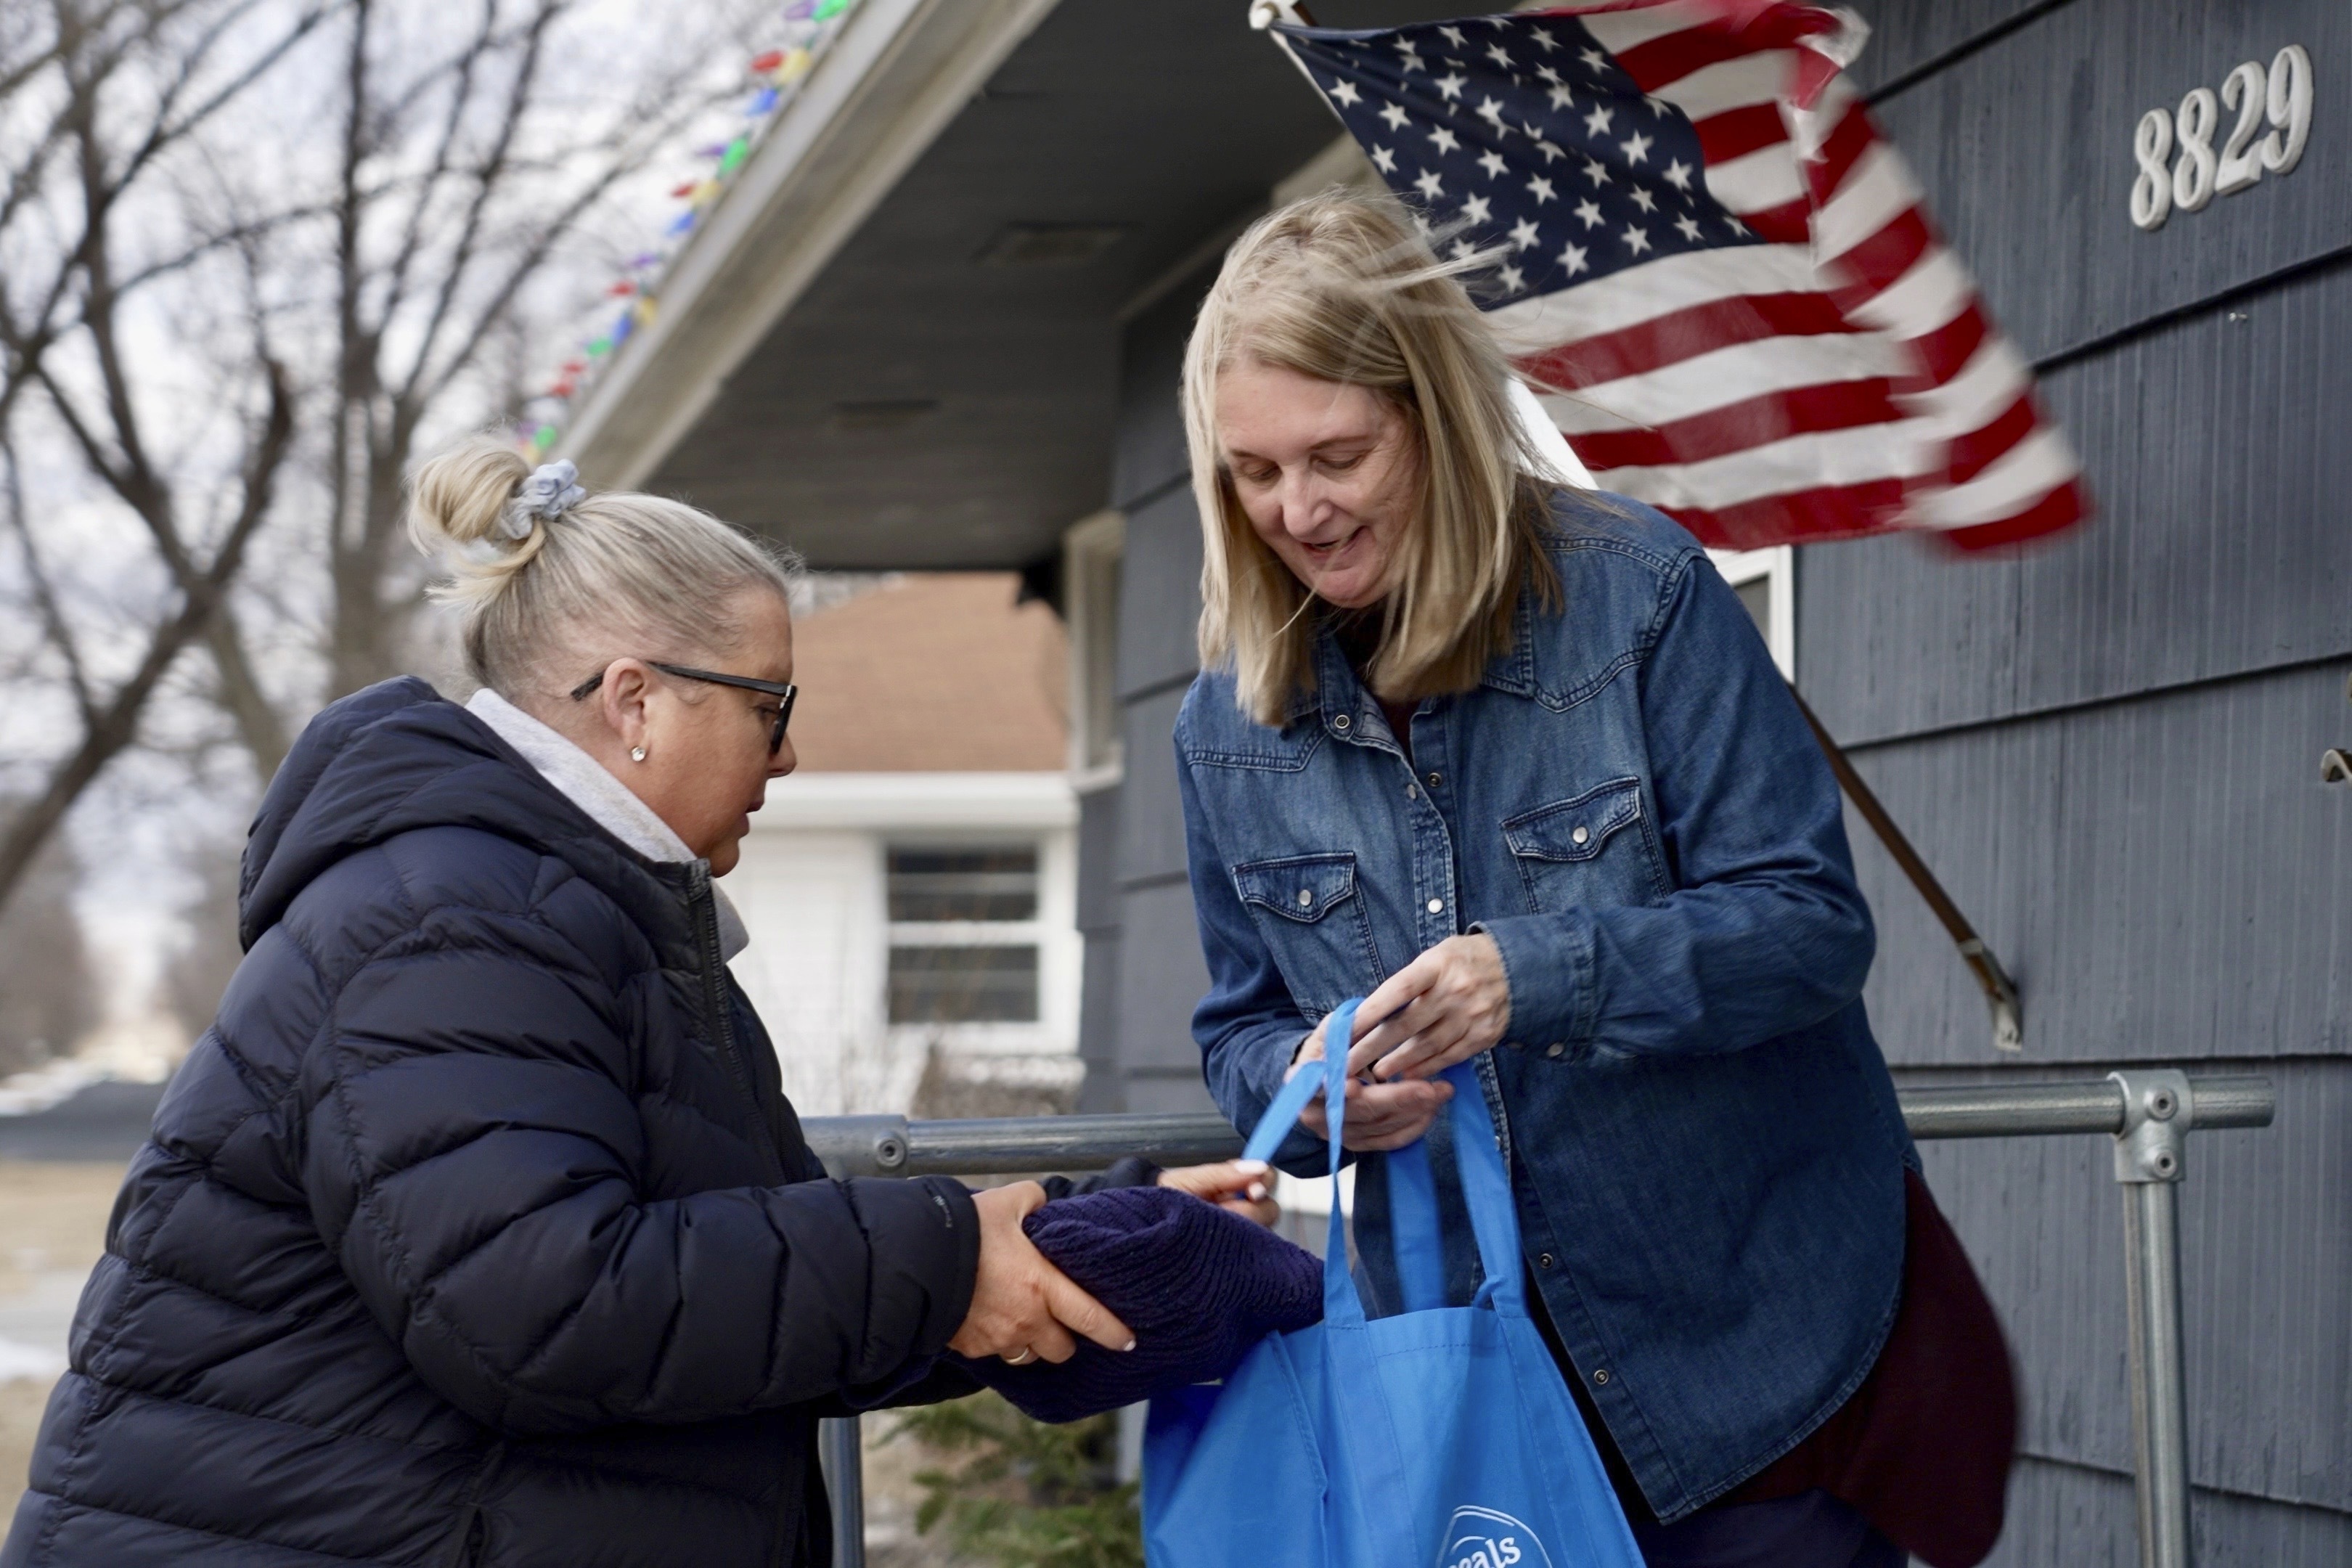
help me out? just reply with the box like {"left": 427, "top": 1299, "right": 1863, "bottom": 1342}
{"left": 1500, "top": 777, "right": 1669, "bottom": 915}
{"left": 1230, "top": 851, "right": 1384, "bottom": 1016}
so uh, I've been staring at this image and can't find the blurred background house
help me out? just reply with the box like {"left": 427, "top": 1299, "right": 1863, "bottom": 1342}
{"left": 730, "top": 571, "right": 1085, "bottom": 1119}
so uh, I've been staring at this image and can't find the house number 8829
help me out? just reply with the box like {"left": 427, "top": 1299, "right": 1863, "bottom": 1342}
{"left": 2131, "top": 44, "right": 2312, "bottom": 231}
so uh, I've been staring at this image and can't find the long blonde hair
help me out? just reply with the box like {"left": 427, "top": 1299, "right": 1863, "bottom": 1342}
{"left": 407, "top": 437, "right": 799, "bottom": 702}
{"left": 1183, "top": 192, "right": 1561, "bottom": 727}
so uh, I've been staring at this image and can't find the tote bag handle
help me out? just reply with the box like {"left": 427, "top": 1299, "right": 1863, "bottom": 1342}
{"left": 1240, "top": 1003, "right": 1363, "bottom": 1324}
{"left": 1394, "top": 1059, "right": 1527, "bottom": 1314}
{"left": 1241, "top": 1000, "right": 1527, "bottom": 1321}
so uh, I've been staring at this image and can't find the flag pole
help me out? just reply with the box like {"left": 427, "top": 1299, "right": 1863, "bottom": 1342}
{"left": 1787, "top": 687, "right": 2024, "bottom": 1053}
{"left": 1247, "top": 0, "right": 1317, "bottom": 25}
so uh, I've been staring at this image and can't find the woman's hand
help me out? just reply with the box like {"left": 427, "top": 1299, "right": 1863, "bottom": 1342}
{"left": 1158, "top": 1159, "right": 1280, "bottom": 1228}
{"left": 949, "top": 1182, "right": 1135, "bottom": 1365}
{"left": 1343, "top": 934, "right": 1512, "bottom": 1083}
{"left": 1290, "top": 1016, "right": 1454, "bottom": 1152}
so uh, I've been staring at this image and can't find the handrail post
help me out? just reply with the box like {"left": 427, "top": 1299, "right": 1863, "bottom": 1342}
{"left": 820, "top": 1415, "right": 865, "bottom": 1568}
{"left": 2110, "top": 1069, "right": 2194, "bottom": 1568}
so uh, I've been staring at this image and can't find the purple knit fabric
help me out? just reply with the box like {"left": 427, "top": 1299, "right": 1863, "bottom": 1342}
{"left": 951, "top": 1186, "right": 1323, "bottom": 1423}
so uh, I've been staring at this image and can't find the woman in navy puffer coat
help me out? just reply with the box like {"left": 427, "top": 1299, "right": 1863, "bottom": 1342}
{"left": 1, "top": 442, "right": 1154, "bottom": 1567}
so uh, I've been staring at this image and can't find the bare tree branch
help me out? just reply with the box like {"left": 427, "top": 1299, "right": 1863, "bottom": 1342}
{"left": 408, "top": 45, "right": 748, "bottom": 420}
{"left": 38, "top": 52, "right": 290, "bottom": 771}
{"left": 0, "top": 420, "right": 96, "bottom": 726}
{"left": 0, "top": 10, "right": 74, "bottom": 103}
{"left": 25, "top": 349, "right": 290, "bottom": 772}
{"left": 110, "top": 0, "right": 340, "bottom": 194}
{"left": 392, "top": 0, "right": 567, "bottom": 412}
{"left": 372, "top": 0, "right": 501, "bottom": 334}
{"left": 0, "top": 356, "right": 292, "bottom": 912}
{"left": 412, "top": 131, "right": 656, "bottom": 412}
{"left": 319, "top": 0, "right": 374, "bottom": 685}
{"left": 0, "top": 90, "right": 80, "bottom": 242}
{"left": 0, "top": 0, "right": 763, "bottom": 922}
{"left": 111, "top": 201, "right": 336, "bottom": 295}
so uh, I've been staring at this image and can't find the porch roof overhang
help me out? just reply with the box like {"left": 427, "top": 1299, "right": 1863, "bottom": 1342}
{"left": 560, "top": 0, "right": 1436, "bottom": 571}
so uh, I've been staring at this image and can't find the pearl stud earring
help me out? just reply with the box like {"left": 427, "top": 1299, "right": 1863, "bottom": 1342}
{"left": 630, "top": 746, "right": 647, "bottom": 762}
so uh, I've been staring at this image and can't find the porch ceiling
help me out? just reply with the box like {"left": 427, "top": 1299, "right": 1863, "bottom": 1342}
{"left": 634, "top": 0, "right": 1447, "bottom": 571}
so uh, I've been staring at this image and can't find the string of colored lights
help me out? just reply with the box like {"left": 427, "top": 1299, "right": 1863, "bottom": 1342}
{"left": 516, "top": 0, "right": 859, "bottom": 454}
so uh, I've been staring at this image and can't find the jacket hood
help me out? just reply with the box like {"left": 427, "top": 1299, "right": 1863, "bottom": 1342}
{"left": 239, "top": 677, "right": 693, "bottom": 951}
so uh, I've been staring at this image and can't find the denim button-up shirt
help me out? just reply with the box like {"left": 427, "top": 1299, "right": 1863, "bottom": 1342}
{"left": 1174, "top": 492, "right": 1915, "bottom": 1522}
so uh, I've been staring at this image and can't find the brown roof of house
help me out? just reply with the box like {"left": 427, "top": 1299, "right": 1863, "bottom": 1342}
{"left": 785, "top": 573, "right": 1067, "bottom": 772}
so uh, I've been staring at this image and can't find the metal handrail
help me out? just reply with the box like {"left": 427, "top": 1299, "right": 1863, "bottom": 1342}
{"left": 811, "top": 1072, "right": 2275, "bottom": 1568}
{"left": 802, "top": 1074, "right": 2277, "bottom": 1177}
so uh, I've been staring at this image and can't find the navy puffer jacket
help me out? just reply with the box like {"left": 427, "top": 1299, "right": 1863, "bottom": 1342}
{"left": 2, "top": 678, "right": 982, "bottom": 1567}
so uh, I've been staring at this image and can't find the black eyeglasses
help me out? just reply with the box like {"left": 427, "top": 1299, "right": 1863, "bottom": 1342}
{"left": 570, "top": 661, "right": 797, "bottom": 754}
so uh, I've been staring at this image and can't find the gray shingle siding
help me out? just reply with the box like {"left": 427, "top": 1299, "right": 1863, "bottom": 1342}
{"left": 1818, "top": 0, "right": 2352, "bottom": 1555}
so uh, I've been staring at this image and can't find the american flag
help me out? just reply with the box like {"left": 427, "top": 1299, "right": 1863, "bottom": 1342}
{"left": 1270, "top": 3, "right": 2088, "bottom": 551}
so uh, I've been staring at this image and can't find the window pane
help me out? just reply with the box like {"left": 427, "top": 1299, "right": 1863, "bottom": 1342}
{"left": 888, "top": 945, "right": 1040, "bottom": 1024}
{"left": 1732, "top": 575, "right": 1771, "bottom": 645}
{"left": 1084, "top": 553, "right": 1122, "bottom": 769}
{"left": 887, "top": 847, "right": 1038, "bottom": 922}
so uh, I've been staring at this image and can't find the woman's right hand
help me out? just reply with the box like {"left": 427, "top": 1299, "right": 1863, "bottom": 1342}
{"left": 948, "top": 1181, "right": 1135, "bottom": 1365}
{"left": 1289, "top": 1016, "right": 1453, "bottom": 1152}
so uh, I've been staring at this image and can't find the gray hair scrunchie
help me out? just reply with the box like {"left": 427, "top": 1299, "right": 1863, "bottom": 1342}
{"left": 499, "top": 460, "right": 587, "bottom": 541}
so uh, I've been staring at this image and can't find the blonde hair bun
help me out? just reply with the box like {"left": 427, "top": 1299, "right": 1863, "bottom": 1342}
{"left": 408, "top": 437, "right": 534, "bottom": 551}
{"left": 406, "top": 433, "right": 799, "bottom": 701}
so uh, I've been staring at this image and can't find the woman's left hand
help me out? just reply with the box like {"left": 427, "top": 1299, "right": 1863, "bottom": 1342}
{"left": 1343, "top": 933, "right": 1512, "bottom": 1083}
{"left": 1158, "top": 1159, "right": 1280, "bottom": 1228}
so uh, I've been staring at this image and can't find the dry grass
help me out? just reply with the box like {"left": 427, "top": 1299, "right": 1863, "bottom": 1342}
{"left": 0, "top": 1161, "right": 120, "bottom": 1293}
{"left": 0, "top": 1160, "right": 124, "bottom": 1532}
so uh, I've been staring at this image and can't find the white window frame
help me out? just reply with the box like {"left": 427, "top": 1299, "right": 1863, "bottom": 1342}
{"left": 1706, "top": 545, "right": 1795, "bottom": 680}
{"left": 1063, "top": 509, "right": 1126, "bottom": 790}
{"left": 882, "top": 830, "right": 1076, "bottom": 1053}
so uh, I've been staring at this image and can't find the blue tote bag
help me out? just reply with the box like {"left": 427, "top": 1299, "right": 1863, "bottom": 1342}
{"left": 1143, "top": 999, "right": 1646, "bottom": 1568}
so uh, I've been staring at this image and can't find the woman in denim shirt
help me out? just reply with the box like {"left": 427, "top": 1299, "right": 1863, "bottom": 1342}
{"left": 1171, "top": 195, "right": 2012, "bottom": 1568}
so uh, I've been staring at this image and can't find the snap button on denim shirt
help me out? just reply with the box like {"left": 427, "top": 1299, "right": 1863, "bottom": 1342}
{"left": 1175, "top": 492, "right": 1916, "bottom": 1522}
